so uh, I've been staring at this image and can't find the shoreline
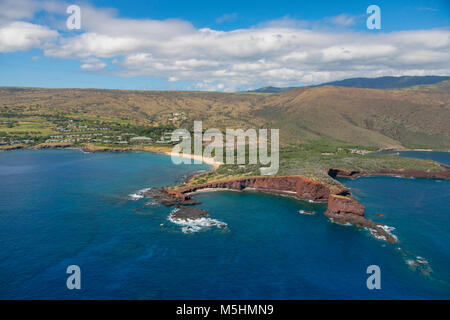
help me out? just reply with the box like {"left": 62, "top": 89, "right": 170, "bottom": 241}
{"left": 0, "top": 143, "right": 222, "bottom": 169}
{"left": 161, "top": 175, "right": 397, "bottom": 243}
{"left": 3, "top": 143, "right": 449, "bottom": 244}
{"left": 327, "top": 167, "right": 450, "bottom": 180}
{"left": 162, "top": 151, "right": 222, "bottom": 169}
{"left": 377, "top": 147, "right": 450, "bottom": 153}
{"left": 2, "top": 143, "right": 448, "bottom": 182}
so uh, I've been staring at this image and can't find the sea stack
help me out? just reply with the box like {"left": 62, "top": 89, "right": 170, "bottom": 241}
{"left": 324, "top": 194, "right": 397, "bottom": 244}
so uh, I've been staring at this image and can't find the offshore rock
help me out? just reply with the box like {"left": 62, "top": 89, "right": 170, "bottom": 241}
{"left": 325, "top": 195, "right": 397, "bottom": 244}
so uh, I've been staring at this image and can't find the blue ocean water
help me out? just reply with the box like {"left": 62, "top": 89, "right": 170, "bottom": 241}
{"left": 396, "top": 151, "right": 450, "bottom": 165}
{"left": 0, "top": 149, "right": 449, "bottom": 299}
{"left": 377, "top": 150, "right": 450, "bottom": 166}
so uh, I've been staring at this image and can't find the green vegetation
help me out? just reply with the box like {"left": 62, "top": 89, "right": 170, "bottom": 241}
{"left": 188, "top": 141, "right": 445, "bottom": 186}
{"left": 0, "top": 82, "right": 448, "bottom": 185}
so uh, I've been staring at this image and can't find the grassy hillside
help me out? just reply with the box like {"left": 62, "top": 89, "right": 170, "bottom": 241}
{"left": 0, "top": 82, "right": 448, "bottom": 183}
{"left": 1, "top": 82, "right": 449, "bottom": 149}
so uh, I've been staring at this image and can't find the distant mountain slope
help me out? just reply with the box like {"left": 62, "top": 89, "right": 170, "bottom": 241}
{"left": 255, "top": 81, "right": 450, "bottom": 148}
{"left": 246, "top": 86, "right": 295, "bottom": 93}
{"left": 316, "top": 76, "right": 450, "bottom": 89}
{"left": 246, "top": 76, "right": 450, "bottom": 93}
{"left": 1, "top": 81, "right": 449, "bottom": 149}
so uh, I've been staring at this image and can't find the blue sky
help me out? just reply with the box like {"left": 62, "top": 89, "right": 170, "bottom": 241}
{"left": 0, "top": 0, "right": 449, "bottom": 90}
{"left": 91, "top": 0, "right": 449, "bottom": 31}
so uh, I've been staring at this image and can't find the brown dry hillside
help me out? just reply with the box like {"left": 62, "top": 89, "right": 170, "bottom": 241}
{"left": 1, "top": 81, "right": 449, "bottom": 149}
{"left": 255, "top": 82, "right": 450, "bottom": 148}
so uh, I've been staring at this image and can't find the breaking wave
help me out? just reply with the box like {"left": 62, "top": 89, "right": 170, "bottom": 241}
{"left": 129, "top": 187, "right": 152, "bottom": 200}
{"left": 298, "top": 209, "right": 316, "bottom": 215}
{"left": 168, "top": 209, "right": 227, "bottom": 234}
{"left": 367, "top": 224, "right": 398, "bottom": 242}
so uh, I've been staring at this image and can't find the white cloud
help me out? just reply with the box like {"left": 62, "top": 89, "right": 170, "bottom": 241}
{"left": 80, "top": 58, "right": 107, "bottom": 70}
{"left": 0, "top": 21, "right": 58, "bottom": 52}
{"left": 0, "top": 0, "right": 67, "bottom": 25}
{"left": 80, "top": 62, "right": 106, "bottom": 70}
{"left": 46, "top": 32, "right": 145, "bottom": 58}
{"left": 1, "top": 1, "right": 449, "bottom": 90}
{"left": 0, "top": 0, "right": 45, "bottom": 23}
{"left": 321, "top": 44, "right": 397, "bottom": 62}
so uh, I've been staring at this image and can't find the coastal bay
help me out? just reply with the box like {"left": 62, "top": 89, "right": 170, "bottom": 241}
{"left": 0, "top": 149, "right": 448, "bottom": 299}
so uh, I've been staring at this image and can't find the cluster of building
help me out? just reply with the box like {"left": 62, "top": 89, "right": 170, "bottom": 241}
{"left": 167, "top": 112, "right": 187, "bottom": 125}
{"left": 335, "top": 148, "right": 372, "bottom": 155}
{"left": 1, "top": 118, "right": 177, "bottom": 147}
{"left": 129, "top": 132, "right": 174, "bottom": 145}
{"left": 43, "top": 131, "right": 175, "bottom": 146}
{"left": 57, "top": 126, "right": 110, "bottom": 133}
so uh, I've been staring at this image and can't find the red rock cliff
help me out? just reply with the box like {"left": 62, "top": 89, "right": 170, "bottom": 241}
{"left": 165, "top": 175, "right": 397, "bottom": 243}
{"left": 326, "top": 194, "right": 365, "bottom": 217}
{"left": 324, "top": 194, "right": 396, "bottom": 243}
{"left": 168, "top": 176, "right": 349, "bottom": 202}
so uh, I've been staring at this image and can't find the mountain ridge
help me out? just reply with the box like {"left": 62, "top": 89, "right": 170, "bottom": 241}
{"left": 1, "top": 80, "right": 449, "bottom": 150}
{"left": 246, "top": 75, "right": 450, "bottom": 93}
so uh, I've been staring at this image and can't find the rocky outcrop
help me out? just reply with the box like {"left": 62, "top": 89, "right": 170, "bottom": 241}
{"left": 0, "top": 145, "right": 23, "bottom": 151}
{"left": 32, "top": 143, "right": 73, "bottom": 149}
{"left": 141, "top": 188, "right": 200, "bottom": 206}
{"left": 145, "top": 175, "right": 397, "bottom": 243}
{"left": 325, "top": 194, "right": 397, "bottom": 244}
{"left": 171, "top": 206, "right": 209, "bottom": 221}
{"left": 81, "top": 147, "right": 138, "bottom": 153}
{"left": 325, "top": 194, "right": 365, "bottom": 217}
{"left": 323, "top": 165, "right": 450, "bottom": 243}
{"left": 328, "top": 168, "right": 450, "bottom": 180}
{"left": 168, "top": 176, "right": 350, "bottom": 202}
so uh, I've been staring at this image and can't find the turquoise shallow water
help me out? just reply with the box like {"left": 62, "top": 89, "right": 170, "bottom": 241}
{"left": 0, "top": 149, "right": 449, "bottom": 299}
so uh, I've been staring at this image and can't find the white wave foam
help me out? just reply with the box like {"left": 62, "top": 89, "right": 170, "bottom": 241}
{"left": 129, "top": 193, "right": 143, "bottom": 200}
{"left": 406, "top": 259, "right": 416, "bottom": 266}
{"left": 379, "top": 225, "right": 397, "bottom": 242}
{"left": 379, "top": 224, "right": 396, "bottom": 233}
{"left": 129, "top": 187, "right": 152, "bottom": 200}
{"left": 406, "top": 256, "right": 430, "bottom": 271}
{"left": 416, "top": 256, "right": 429, "bottom": 265}
{"left": 168, "top": 210, "right": 227, "bottom": 233}
{"left": 367, "top": 224, "right": 398, "bottom": 242}
{"left": 329, "top": 218, "right": 352, "bottom": 226}
{"left": 367, "top": 228, "right": 387, "bottom": 241}
{"left": 299, "top": 210, "right": 315, "bottom": 215}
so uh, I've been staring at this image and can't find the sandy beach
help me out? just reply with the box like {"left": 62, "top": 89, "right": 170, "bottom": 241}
{"left": 165, "top": 151, "right": 223, "bottom": 169}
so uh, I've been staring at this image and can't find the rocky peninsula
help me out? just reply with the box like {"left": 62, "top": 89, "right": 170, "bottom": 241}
{"left": 142, "top": 175, "right": 398, "bottom": 243}
{"left": 3, "top": 143, "right": 449, "bottom": 244}
{"left": 328, "top": 167, "right": 450, "bottom": 180}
